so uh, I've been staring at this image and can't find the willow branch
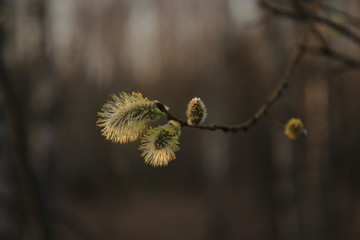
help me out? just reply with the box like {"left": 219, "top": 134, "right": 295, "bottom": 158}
{"left": 157, "top": 2, "right": 358, "bottom": 133}
{"left": 157, "top": 44, "right": 305, "bottom": 132}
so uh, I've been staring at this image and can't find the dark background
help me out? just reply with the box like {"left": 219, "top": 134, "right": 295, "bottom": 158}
{"left": 1, "top": 0, "right": 360, "bottom": 239}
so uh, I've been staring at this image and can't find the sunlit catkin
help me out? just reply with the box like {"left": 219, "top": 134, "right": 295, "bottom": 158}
{"left": 186, "top": 97, "right": 207, "bottom": 125}
{"left": 139, "top": 120, "right": 181, "bottom": 167}
{"left": 284, "top": 118, "right": 305, "bottom": 140}
{"left": 97, "top": 92, "right": 165, "bottom": 143}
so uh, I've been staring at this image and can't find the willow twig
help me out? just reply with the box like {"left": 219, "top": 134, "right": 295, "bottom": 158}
{"left": 157, "top": 44, "right": 305, "bottom": 132}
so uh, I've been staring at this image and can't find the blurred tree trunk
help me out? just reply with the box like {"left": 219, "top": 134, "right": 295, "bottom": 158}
{"left": 2, "top": 0, "right": 54, "bottom": 238}
{"left": 27, "top": 0, "right": 58, "bottom": 196}
{"left": 303, "top": 65, "right": 329, "bottom": 240}
{"left": 202, "top": 131, "right": 230, "bottom": 240}
{"left": 271, "top": 132, "right": 301, "bottom": 240}
{"left": 264, "top": 1, "right": 301, "bottom": 238}
{"left": 201, "top": 1, "right": 231, "bottom": 239}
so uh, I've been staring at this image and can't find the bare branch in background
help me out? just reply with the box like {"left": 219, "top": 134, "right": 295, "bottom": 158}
{"left": 260, "top": 0, "right": 360, "bottom": 45}
{"left": 320, "top": 3, "right": 360, "bottom": 28}
{"left": 300, "top": 44, "right": 360, "bottom": 69}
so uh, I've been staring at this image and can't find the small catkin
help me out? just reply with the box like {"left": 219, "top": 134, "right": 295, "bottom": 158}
{"left": 139, "top": 120, "right": 181, "bottom": 167}
{"left": 186, "top": 97, "right": 207, "bottom": 126}
{"left": 284, "top": 118, "right": 305, "bottom": 140}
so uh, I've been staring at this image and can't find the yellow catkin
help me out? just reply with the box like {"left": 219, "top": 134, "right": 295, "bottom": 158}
{"left": 97, "top": 92, "right": 164, "bottom": 143}
{"left": 186, "top": 97, "right": 207, "bottom": 126}
{"left": 284, "top": 118, "right": 305, "bottom": 140}
{"left": 139, "top": 121, "right": 181, "bottom": 167}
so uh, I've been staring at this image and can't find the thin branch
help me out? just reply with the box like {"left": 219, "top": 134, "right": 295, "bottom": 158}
{"left": 260, "top": 0, "right": 301, "bottom": 20}
{"left": 260, "top": 0, "right": 360, "bottom": 46}
{"left": 312, "top": 15, "right": 360, "bottom": 45}
{"left": 286, "top": 1, "right": 360, "bottom": 70}
{"left": 309, "top": 23, "right": 330, "bottom": 50}
{"left": 320, "top": 3, "right": 360, "bottom": 28}
{"left": 289, "top": 0, "right": 330, "bottom": 50}
{"left": 157, "top": 44, "right": 305, "bottom": 132}
{"left": 300, "top": 44, "right": 360, "bottom": 69}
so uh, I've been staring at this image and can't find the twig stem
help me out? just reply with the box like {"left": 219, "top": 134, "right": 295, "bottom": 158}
{"left": 157, "top": 44, "right": 305, "bottom": 132}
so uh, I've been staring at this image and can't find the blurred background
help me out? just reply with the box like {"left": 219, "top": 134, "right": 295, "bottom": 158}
{"left": 1, "top": 0, "right": 360, "bottom": 239}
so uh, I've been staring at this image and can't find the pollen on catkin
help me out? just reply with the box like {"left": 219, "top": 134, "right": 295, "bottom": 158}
{"left": 139, "top": 120, "right": 181, "bottom": 167}
{"left": 284, "top": 118, "right": 305, "bottom": 140}
{"left": 186, "top": 97, "right": 207, "bottom": 126}
{"left": 97, "top": 92, "right": 165, "bottom": 143}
